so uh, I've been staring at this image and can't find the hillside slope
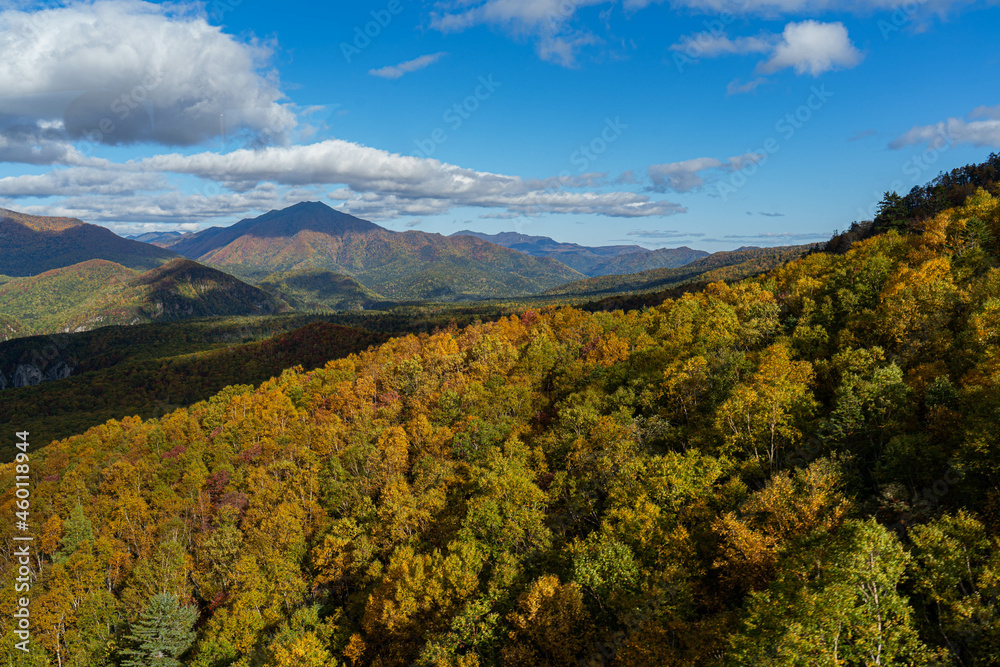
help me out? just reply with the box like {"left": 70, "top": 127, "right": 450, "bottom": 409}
{"left": 0, "top": 258, "right": 284, "bottom": 336}
{"left": 172, "top": 202, "right": 585, "bottom": 299}
{"left": 0, "top": 208, "right": 179, "bottom": 276}
{"left": 546, "top": 244, "right": 815, "bottom": 296}
{"left": 258, "top": 268, "right": 385, "bottom": 311}
{"left": 452, "top": 229, "right": 709, "bottom": 276}
{"left": 4, "top": 184, "right": 1000, "bottom": 666}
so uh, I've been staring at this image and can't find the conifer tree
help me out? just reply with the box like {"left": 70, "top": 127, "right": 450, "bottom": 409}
{"left": 120, "top": 593, "right": 197, "bottom": 667}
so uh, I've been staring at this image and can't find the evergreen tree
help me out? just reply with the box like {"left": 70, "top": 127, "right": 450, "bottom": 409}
{"left": 120, "top": 594, "right": 197, "bottom": 667}
{"left": 55, "top": 501, "right": 93, "bottom": 562}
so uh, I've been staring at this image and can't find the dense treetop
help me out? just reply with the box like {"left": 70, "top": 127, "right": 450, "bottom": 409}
{"left": 1, "top": 168, "right": 1000, "bottom": 665}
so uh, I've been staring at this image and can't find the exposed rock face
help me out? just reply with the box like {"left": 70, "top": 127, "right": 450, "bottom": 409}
{"left": 44, "top": 361, "right": 74, "bottom": 382}
{"left": 13, "top": 364, "right": 42, "bottom": 387}
{"left": 0, "top": 337, "right": 79, "bottom": 390}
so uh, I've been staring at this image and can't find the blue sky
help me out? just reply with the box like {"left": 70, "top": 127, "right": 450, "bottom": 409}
{"left": 0, "top": 0, "right": 998, "bottom": 250}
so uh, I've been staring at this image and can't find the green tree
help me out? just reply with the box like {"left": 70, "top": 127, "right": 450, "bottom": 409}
{"left": 120, "top": 594, "right": 197, "bottom": 667}
{"left": 729, "top": 519, "right": 932, "bottom": 666}
{"left": 56, "top": 502, "right": 94, "bottom": 562}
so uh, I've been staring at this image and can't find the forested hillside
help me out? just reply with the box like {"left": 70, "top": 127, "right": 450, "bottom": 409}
{"left": 450, "top": 231, "right": 709, "bottom": 276}
{"left": 0, "top": 209, "right": 178, "bottom": 277}
{"left": 2, "top": 177, "right": 1000, "bottom": 665}
{"left": 546, "top": 244, "right": 815, "bottom": 297}
{"left": 258, "top": 270, "right": 385, "bottom": 312}
{"left": 0, "top": 259, "right": 284, "bottom": 337}
{"left": 0, "top": 322, "right": 386, "bottom": 455}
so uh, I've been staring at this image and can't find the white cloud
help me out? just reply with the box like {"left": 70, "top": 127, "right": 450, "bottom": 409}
{"left": 726, "top": 77, "right": 769, "bottom": 95}
{"left": 0, "top": 168, "right": 164, "bottom": 197}
{"left": 0, "top": 1, "right": 295, "bottom": 148}
{"left": 890, "top": 109, "right": 1000, "bottom": 150}
{"left": 672, "top": 20, "right": 862, "bottom": 88}
{"left": 431, "top": 0, "right": 989, "bottom": 67}
{"left": 429, "top": 0, "right": 610, "bottom": 67}
{"left": 0, "top": 124, "right": 103, "bottom": 165}
{"left": 757, "top": 21, "right": 863, "bottom": 76}
{"left": 8, "top": 183, "right": 321, "bottom": 225}
{"left": 626, "top": 229, "right": 704, "bottom": 239}
{"left": 369, "top": 53, "right": 449, "bottom": 79}
{"left": 128, "top": 139, "right": 680, "bottom": 219}
{"left": 648, "top": 153, "right": 764, "bottom": 193}
{"left": 971, "top": 104, "right": 1000, "bottom": 120}
{"left": 666, "top": 0, "right": 992, "bottom": 14}
{"left": 670, "top": 33, "right": 774, "bottom": 57}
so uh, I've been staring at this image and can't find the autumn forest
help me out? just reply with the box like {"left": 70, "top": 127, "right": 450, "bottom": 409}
{"left": 3, "top": 155, "right": 1000, "bottom": 666}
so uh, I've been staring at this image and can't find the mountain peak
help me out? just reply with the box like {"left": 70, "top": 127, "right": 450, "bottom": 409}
{"left": 0, "top": 207, "right": 179, "bottom": 276}
{"left": 169, "top": 202, "right": 380, "bottom": 260}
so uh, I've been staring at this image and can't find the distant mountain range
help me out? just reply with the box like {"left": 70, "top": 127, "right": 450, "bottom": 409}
{"left": 0, "top": 258, "right": 282, "bottom": 338}
{"left": 0, "top": 208, "right": 179, "bottom": 276}
{"left": 163, "top": 202, "right": 585, "bottom": 300}
{"left": 0, "top": 201, "right": 806, "bottom": 338}
{"left": 450, "top": 230, "right": 709, "bottom": 276}
{"left": 546, "top": 245, "right": 817, "bottom": 297}
{"left": 125, "top": 230, "right": 194, "bottom": 247}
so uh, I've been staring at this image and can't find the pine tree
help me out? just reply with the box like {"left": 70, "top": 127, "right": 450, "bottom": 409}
{"left": 120, "top": 593, "right": 197, "bottom": 667}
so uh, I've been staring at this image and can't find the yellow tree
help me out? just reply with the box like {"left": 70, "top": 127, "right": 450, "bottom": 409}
{"left": 715, "top": 342, "right": 816, "bottom": 467}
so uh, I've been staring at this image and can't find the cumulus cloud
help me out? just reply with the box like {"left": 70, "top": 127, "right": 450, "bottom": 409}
{"left": 134, "top": 139, "right": 685, "bottom": 219}
{"left": 673, "top": 20, "right": 862, "bottom": 90}
{"left": 11, "top": 183, "right": 322, "bottom": 225}
{"left": 648, "top": 153, "right": 764, "bottom": 193}
{"left": 0, "top": 123, "right": 103, "bottom": 165}
{"left": 431, "top": 0, "right": 985, "bottom": 67}
{"left": 757, "top": 21, "right": 863, "bottom": 76}
{"left": 666, "top": 0, "right": 992, "bottom": 14}
{"left": 890, "top": 108, "right": 1000, "bottom": 149}
{"left": 369, "top": 53, "right": 449, "bottom": 79}
{"left": 0, "top": 168, "right": 164, "bottom": 197}
{"left": 0, "top": 0, "right": 295, "bottom": 149}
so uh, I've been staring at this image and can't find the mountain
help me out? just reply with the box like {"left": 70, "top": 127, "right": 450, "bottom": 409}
{"left": 9, "top": 179, "right": 1000, "bottom": 665}
{"left": 545, "top": 244, "right": 816, "bottom": 297}
{"left": 0, "top": 258, "right": 284, "bottom": 336}
{"left": 259, "top": 269, "right": 385, "bottom": 311}
{"left": 451, "top": 229, "right": 709, "bottom": 276}
{"left": 170, "top": 202, "right": 585, "bottom": 299}
{"left": 0, "top": 207, "right": 180, "bottom": 276}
